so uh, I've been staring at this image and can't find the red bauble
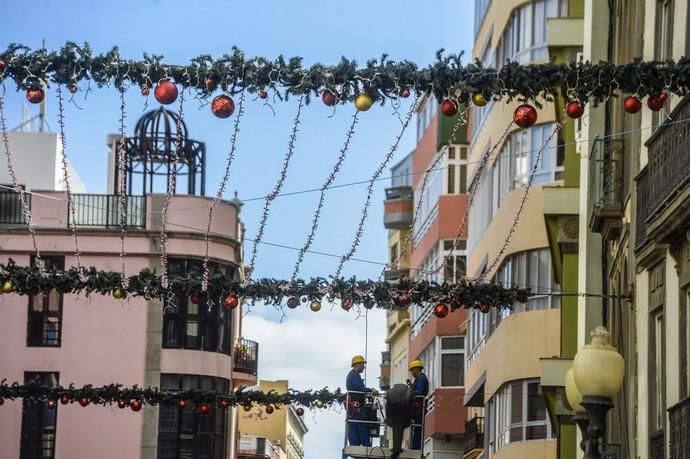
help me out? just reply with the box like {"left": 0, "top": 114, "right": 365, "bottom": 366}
{"left": 47, "top": 400, "right": 57, "bottom": 409}
{"left": 322, "top": 90, "right": 338, "bottom": 106}
{"left": 198, "top": 403, "right": 211, "bottom": 415}
{"left": 341, "top": 298, "right": 353, "bottom": 311}
{"left": 479, "top": 303, "right": 491, "bottom": 314}
{"left": 224, "top": 294, "right": 239, "bottom": 310}
{"left": 259, "top": 90, "right": 268, "bottom": 99}
{"left": 68, "top": 83, "right": 78, "bottom": 94}
{"left": 440, "top": 99, "right": 458, "bottom": 117}
{"left": 400, "top": 88, "right": 411, "bottom": 98}
{"left": 433, "top": 303, "right": 449, "bottom": 318}
{"left": 0, "top": 60, "right": 6, "bottom": 73}
{"left": 60, "top": 395, "right": 70, "bottom": 405}
{"left": 117, "top": 400, "right": 128, "bottom": 409}
{"left": 211, "top": 95, "right": 235, "bottom": 118}
{"left": 287, "top": 296, "right": 300, "bottom": 309}
{"left": 177, "top": 399, "right": 187, "bottom": 409}
{"left": 26, "top": 87, "right": 45, "bottom": 104}
{"left": 397, "top": 294, "right": 411, "bottom": 306}
{"left": 130, "top": 400, "right": 143, "bottom": 412}
{"left": 265, "top": 405, "right": 274, "bottom": 414}
{"left": 141, "top": 86, "right": 150, "bottom": 97}
{"left": 78, "top": 397, "right": 90, "bottom": 407}
{"left": 513, "top": 104, "right": 538, "bottom": 128}
{"left": 296, "top": 407, "right": 305, "bottom": 416}
{"left": 154, "top": 80, "right": 179, "bottom": 105}
{"left": 219, "top": 399, "right": 231, "bottom": 409}
{"left": 190, "top": 295, "right": 201, "bottom": 305}
{"left": 566, "top": 101, "right": 585, "bottom": 119}
{"left": 647, "top": 94, "right": 665, "bottom": 111}
{"left": 0, "top": 398, "right": 3, "bottom": 406}
{"left": 659, "top": 92, "right": 669, "bottom": 103}
{"left": 624, "top": 96, "right": 642, "bottom": 114}
{"left": 206, "top": 77, "right": 218, "bottom": 92}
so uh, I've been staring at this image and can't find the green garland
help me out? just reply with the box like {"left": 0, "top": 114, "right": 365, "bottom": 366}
{"left": 2, "top": 42, "right": 690, "bottom": 105}
{"left": 0, "top": 380, "right": 343, "bottom": 410}
{"left": 0, "top": 259, "right": 528, "bottom": 310}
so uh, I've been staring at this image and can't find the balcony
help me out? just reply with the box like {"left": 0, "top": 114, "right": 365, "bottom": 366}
{"left": 0, "top": 190, "right": 29, "bottom": 225}
{"left": 383, "top": 186, "right": 413, "bottom": 230}
{"left": 380, "top": 351, "right": 391, "bottom": 390}
{"left": 464, "top": 416, "right": 484, "bottom": 458}
{"left": 650, "top": 429, "right": 665, "bottom": 459}
{"left": 588, "top": 138, "right": 624, "bottom": 240}
{"left": 635, "top": 167, "right": 649, "bottom": 250}
{"left": 384, "top": 267, "right": 410, "bottom": 282}
{"left": 233, "top": 338, "right": 258, "bottom": 388}
{"left": 669, "top": 396, "right": 690, "bottom": 459}
{"left": 71, "top": 194, "right": 146, "bottom": 228}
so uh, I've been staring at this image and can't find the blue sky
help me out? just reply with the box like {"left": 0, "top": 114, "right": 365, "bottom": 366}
{"left": 2, "top": 1, "right": 473, "bottom": 457}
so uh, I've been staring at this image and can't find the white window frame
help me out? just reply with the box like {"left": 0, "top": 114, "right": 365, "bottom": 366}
{"left": 439, "top": 336, "right": 465, "bottom": 388}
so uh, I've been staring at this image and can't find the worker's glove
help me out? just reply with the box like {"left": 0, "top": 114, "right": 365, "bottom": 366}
{"left": 371, "top": 389, "right": 379, "bottom": 396}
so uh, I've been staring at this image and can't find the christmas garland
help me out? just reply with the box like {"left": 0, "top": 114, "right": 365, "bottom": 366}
{"left": 2, "top": 42, "right": 690, "bottom": 106}
{"left": 0, "top": 259, "right": 528, "bottom": 311}
{"left": 0, "top": 380, "right": 343, "bottom": 412}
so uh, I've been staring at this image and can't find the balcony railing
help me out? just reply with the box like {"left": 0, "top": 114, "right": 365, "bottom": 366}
{"left": 635, "top": 167, "right": 649, "bottom": 250}
{"left": 0, "top": 191, "right": 29, "bottom": 225}
{"left": 384, "top": 268, "right": 410, "bottom": 282}
{"left": 669, "top": 396, "right": 690, "bottom": 459}
{"left": 464, "top": 416, "right": 485, "bottom": 455}
{"left": 71, "top": 194, "right": 146, "bottom": 228}
{"left": 650, "top": 429, "right": 665, "bottom": 459}
{"left": 234, "top": 338, "right": 258, "bottom": 375}
{"left": 383, "top": 186, "right": 413, "bottom": 230}
{"left": 588, "top": 138, "right": 624, "bottom": 240}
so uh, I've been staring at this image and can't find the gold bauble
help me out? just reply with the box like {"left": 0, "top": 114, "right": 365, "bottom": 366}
{"left": 1, "top": 281, "right": 13, "bottom": 294}
{"left": 112, "top": 288, "right": 124, "bottom": 299}
{"left": 472, "top": 93, "right": 488, "bottom": 107}
{"left": 243, "top": 404, "right": 252, "bottom": 412}
{"left": 315, "top": 400, "right": 325, "bottom": 409}
{"left": 354, "top": 94, "right": 373, "bottom": 112}
{"left": 309, "top": 301, "right": 322, "bottom": 312}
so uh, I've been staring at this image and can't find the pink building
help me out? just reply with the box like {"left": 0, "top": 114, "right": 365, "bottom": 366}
{"left": 0, "top": 108, "right": 258, "bottom": 459}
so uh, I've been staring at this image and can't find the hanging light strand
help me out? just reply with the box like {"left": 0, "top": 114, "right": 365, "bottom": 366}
{"left": 116, "top": 89, "right": 129, "bottom": 288}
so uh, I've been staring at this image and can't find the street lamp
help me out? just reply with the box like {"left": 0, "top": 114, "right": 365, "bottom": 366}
{"left": 565, "top": 368, "right": 591, "bottom": 454}
{"left": 570, "top": 326, "right": 625, "bottom": 459}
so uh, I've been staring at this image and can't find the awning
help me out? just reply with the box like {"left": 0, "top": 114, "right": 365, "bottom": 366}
{"left": 463, "top": 371, "right": 486, "bottom": 407}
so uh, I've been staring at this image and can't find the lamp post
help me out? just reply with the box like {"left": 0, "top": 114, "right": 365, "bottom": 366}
{"left": 568, "top": 326, "right": 625, "bottom": 459}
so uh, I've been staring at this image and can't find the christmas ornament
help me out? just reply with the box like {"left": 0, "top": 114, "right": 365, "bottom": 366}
{"left": 259, "top": 90, "right": 268, "bottom": 99}
{"left": 440, "top": 99, "right": 458, "bottom": 116}
{"left": 513, "top": 104, "right": 538, "bottom": 128}
{"left": 68, "top": 83, "right": 78, "bottom": 94}
{"left": 198, "top": 403, "right": 211, "bottom": 415}
{"left": 265, "top": 405, "right": 274, "bottom": 414}
{"left": 287, "top": 297, "right": 300, "bottom": 309}
{"left": 566, "top": 100, "right": 585, "bottom": 119}
{"left": 315, "top": 400, "right": 324, "bottom": 409}
{"left": 243, "top": 404, "right": 252, "bottom": 412}
{"left": 205, "top": 77, "right": 217, "bottom": 92}
{"left": 211, "top": 94, "right": 235, "bottom": 118}
{"left": 26, "top": 87, "right": 45, "bottom": 104}
{"left": 1, "top": 281, "right": 13, "bottom": 294}
{"left": 396, "top": 294, "right": 411, "bottom": 306}
{"left": 130, "top": 400, "right": 142, "bottom": 412}
{"left": 0, "top": 398, "right": 3, "bottom": 405}
{"left": 60, "top": 395, "right": 70, "bottom": 405}
{"left": 78, "top": 397, "right": 90, "bottom": 407}
{"left": 624, "top": 96, "right": 642, "bottom": 114}
{"left": 647, "top": 94, "right": 665, "bottom": 111}
{"left": 309, "top": 301, "right": 321, "bottom": 312}
{"left": 219, "top": 399, "right": 230, "bottom": 409}
{"left": 177, "top": 400, "right": 186, "bottom": 409}
{"left": 433, "top": 303, "right": 449, "bottom": 318}
{"left": 112, "top": 288, "right": 125, "bottom": 299}
{"left": 472, "top": 93, "right": 488, "bottom": 107}
{"left": 400, "top": 87, "right": 411, "bottom": 98}
{"left": 479, "top": 303, "right": 491, "bottom": 314}
{"left": 224, "top": 294, "right": 239, "bottom": 310}
{"left": 141, "top": 85, "right": 150, "bottom": 96}
{"left": 0, "top": 60, "right": 6, "bottom": 73}
{"left": 190, "top": 295, "right": 201, "bottom": 305}
{"left": 322, "top": 90, "right": 338, "bottom": 106}
{"left": 296, "top": 407, "right": 305, "bottom": 416}
{"left": 659, "top": 92, "right": 669, "bottom": 103}
{"left": 117, "top": 400, "right": 128, "bottom": 409}
{"left": 341, "top": 297, "right": 353, "bottom": 311}
{"left": 355, "top": 93, "right": 373, "bottom": 111}
{"left": 47, "top": 400, "right": 57, "bottom": 409}
{"left": 154, "top": 80, "right": 178, "bottom": 105}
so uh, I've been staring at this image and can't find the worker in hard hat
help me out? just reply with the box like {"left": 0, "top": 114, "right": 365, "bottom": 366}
{"left": 408, "top": 360, "right": 429, "bottom": 450}
{"left": 346, "top": 355, "right": 374, "bottom": 447}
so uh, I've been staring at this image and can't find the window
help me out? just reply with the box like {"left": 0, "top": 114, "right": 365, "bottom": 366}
{"left": 416, "top": 344, "right": 437, "bottom": 391}
{"left": 158, "top": 374, "right": 229, "bottom": 459}
{"left": 474, "top": 0, "right": 492, "bottom": 36}
{"left": 416, "top": 97, "right": 437, "bottom": 142}
{"left": 655, "top": 0, "right": 674, "bottom": 61}
{"left": 390, "top": 243, "right": 399, "bottom": 264}
{"left": 27, "top": 257, "right": 64, "bottom": 347}
{"left": 443, "top": 255, "right": 466, "bottom": 284}
{"left": 20, "top": 372, "right": 59, "bottom": 459}
{"left": 445, "top": 146, "right": 468, "bottom": 195}
{"left": 440, "top": 336, "right": 465, "bottom": 387}
{"left": 487, "top": 379, "right": 552, "bottom": 457}
{"left": 162, "top": 259, "right": 234, "bottom": 354}
{"left": 651, "top": 310, "right": 665, "bottom": 430}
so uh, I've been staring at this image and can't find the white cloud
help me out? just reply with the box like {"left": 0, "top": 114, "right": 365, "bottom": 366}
{"left": 244, "top": 306, "right": 387, "bottom": 459}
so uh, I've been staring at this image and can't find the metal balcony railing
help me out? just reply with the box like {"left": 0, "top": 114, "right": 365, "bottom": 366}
{"left": 71, "top": 194, "right": 146, "bottom": 228}
{"left": 650, "top": 429, "right": 665, "bottom": 459}
{"left": 0, "top": 191, "right": 29, "bottom": 225}
{"left": 634, "top": 167, "right": 649, "bottom": 250}
{"left": 464, "top": 416, "right": 485, "bottom": 455}
{"left": 669, "top": 396, "right": 690, "bottom": 459}
{"left": 384, "top": 268, "right": 410, "bottom": 282}
{"left": 588, "top": 138, "right": 624, "bottom": 240}
{"left": 234, "top": 338, "right": 258, "bottom": 375}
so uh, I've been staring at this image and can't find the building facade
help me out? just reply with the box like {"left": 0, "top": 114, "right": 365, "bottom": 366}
{"left": 0, "top": 109, "right": 258, "bottom": 459}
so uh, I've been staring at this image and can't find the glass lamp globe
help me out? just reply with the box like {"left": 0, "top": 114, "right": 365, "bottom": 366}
{"left": 565, "top": 367, "right": 584, "bottom": 412}
{"left": 572, "top": 326, "right": 625, "bottom": 399}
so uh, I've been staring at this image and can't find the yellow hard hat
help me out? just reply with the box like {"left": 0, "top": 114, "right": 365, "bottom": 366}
{"left": 351, "top": 355, "right": 367, "bottom": 366}
{"left": 408, "top": 360, "right": 424, "bottom": 371}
